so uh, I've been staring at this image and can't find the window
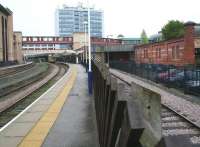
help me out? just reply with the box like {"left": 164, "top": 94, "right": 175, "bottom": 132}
{"left": 172, "top": 45, "right": 180, "bottom": 59}
{"left": 144, "top": 49, "right": 148, "bottom": 58}
{"left": 33, "top": 38, "right": 37, "bottom": 41}
{"left": 172, "top": 46, "right": 175, "bottom": 59}
{"left": 22, "top": 38, "right": 27, "bottom": 41}
{"left": 156, "top": 48, "right": 161, "bottom": 58}
{"left": 176, "top": 45, "right": 180, "bottom": 59}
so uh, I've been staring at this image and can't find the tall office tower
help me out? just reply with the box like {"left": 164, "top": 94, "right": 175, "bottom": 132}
{"left": 55, "top": 4, "right": 103, "bottom": 37}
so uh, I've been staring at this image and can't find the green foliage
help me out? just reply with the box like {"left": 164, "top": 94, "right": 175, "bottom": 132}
{"left": 141, "top": 30, "right": 149, "bottom": 44}
{"left": 117, "top": 34, "right": 124, "bottom": 39}
{"left": 162, "top": 20, "right": 185, "bottom": 40}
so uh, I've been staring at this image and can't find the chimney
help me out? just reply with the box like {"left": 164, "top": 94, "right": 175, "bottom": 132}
{"left": 184, "top": 21, "right": 196, "bottom": 65}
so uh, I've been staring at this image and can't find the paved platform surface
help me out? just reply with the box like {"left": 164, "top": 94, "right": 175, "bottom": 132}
{"left": 42, "top": 65, "right": 99, "bottom": 147}
{"left": 0, "top": 64, "right": 99, "bottom": 147}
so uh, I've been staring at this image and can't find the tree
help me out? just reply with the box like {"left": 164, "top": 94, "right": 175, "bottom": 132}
{"left": 141, "top": 29, "right": 149, "bottom": 44}
{"left": 117, "top": 34, "right": 124, "bottom": 39}
{"left": 162, "top": 20, "right": 184, "bottom": 40}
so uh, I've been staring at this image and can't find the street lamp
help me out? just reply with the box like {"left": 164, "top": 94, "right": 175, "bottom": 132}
{"left": 87, "top": 0, "right": 92, "bottom": 94}
{"left": 83, "top": 21, "right": 88, "bottom": 67}
{"left": 106, "top": 35, "right": 113, "bottom": 66}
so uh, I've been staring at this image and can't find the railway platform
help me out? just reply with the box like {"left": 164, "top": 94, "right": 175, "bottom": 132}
{"left": 0, "top": 64, "right": 99, "bottom": 147}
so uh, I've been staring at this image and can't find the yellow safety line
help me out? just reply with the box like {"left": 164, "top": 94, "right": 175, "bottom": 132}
{"left": 18, "top": 66, "right": 77, "bottom": 147}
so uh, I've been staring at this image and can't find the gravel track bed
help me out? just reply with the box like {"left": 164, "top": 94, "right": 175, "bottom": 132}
{"left": 0, "top": 63, "right": 68, "bottom": 127}
{"left": 110, "top": 69, "right": 200, "bottom": 145}
{"left": 161, "top": 107, "right": 200, "bottom": 144}
{"left": 0, "top": 63, "right": 48, "bottom": 89}
{"left": 110, "top": 69, "right": 200, "bottom": 128}
{"left": 0, "top": 63, "right": 59, "bottom": 113}
{"left": 0, "top": 62, "right": 34, "bottom": 78}
{"left": 0, "top": 63, "right": 49, "bottom": 98}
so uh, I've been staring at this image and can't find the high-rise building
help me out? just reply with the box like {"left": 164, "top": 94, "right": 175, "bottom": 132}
{"left": 55, "top": 4, "right": 103, "bottom": 38}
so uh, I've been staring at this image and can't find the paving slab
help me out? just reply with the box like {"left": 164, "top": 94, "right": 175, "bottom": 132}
{"left": 0, "top": 64, "right": 73, "bottom": 147}
{"left": 2, "top": 122, "right": 35, "bottom": 137}
{"left": 0, "top": 64, "right": 99, "bottom": 147}
{"left": 0, "top": 136, "right": 22, "bottom": 147}
{"left": 26, "top": 104, "right": 49, "bottom": 113}
{"left": 42, "top": 65, "right": 99, "bottom": 147}
{"left": 15, "top": 112, "right": 44, "bottom": 123}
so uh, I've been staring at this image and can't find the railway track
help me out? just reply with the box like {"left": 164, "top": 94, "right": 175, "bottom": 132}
{"left": 0, "top": 62, "right": 68, "bottom": 128}
{"left": 0, "top": 62, "right": 34, "bottom": 78}
{"left": 110, "top": 70, "right": 200, "bottom": 146}
{"left": 162, "top": 106, "right": 200, "bottom": 145}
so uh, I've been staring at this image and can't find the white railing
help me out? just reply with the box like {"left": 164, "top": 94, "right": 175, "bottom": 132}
{"left": 22, "top": 49, "right": 76, "bottom": 56}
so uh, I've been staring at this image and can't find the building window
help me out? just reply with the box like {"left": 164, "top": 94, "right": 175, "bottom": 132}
{"left": 144, "top": 49, "right": 148, "bottom": 58}
{"left": 176, "top": 45, "right": 180, "bottom": 59}
{"left": 172, "top": 46, "right": 175, "bottom": 59}
{"left": 156, "top": 48, "right": 161, "bottom": 58}
{"left": 172, "top": 45, "right": 180, "bottom": 59}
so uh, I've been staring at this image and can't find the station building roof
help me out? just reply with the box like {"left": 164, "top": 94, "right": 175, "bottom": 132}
{"left": 0, "top": 3, "right": 12, "bottom": 16}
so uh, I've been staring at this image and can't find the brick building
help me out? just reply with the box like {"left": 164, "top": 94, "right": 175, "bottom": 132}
{"left": 0, "top": 4, "right": 23, "bottom": 65}
{"left": 135, "top": 22, "right": 200, "bottom": 66}
{"left": 0, "top": 4, "right": 13, "bottom": 63}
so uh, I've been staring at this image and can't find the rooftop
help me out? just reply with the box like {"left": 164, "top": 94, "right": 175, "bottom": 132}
{"left": 0, "top": 3, "right": 12, "bottom": 15}
{"left": 122, "top": 38, "right": 142, "bottom": 41}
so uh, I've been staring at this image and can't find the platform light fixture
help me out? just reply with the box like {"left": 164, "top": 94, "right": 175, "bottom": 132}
{"left": 83, "top": 21, "right": 88, "bottom": 65}
{"left": 87, "top": 0, "right": 92, "bottom": 94}
{"left": 106, "top": 35, "right": 113, "bottom": 66}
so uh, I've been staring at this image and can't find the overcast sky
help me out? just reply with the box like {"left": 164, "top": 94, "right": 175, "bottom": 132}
{"left": 1, "top": 0, "right": 200, "bottom": 38}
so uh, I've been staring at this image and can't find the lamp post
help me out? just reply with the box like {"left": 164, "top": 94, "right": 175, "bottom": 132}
{"left": 87, "top": 0, "right": 92, "bottom": 94}
{"left": 83, "top": 21, "right": 88, "bottom": 70}
{"left": 87, "top": 0, "right": 91, "bottom": 72}
{"left": 106, "top": 35, "right": 113, "bottom": 66}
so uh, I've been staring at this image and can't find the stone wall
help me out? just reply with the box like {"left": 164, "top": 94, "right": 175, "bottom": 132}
{"left": 13, "top": 32, "right": 23, "bottom": 63}
{"left": 0, "top": 4, "right": 15, "bottom": 63}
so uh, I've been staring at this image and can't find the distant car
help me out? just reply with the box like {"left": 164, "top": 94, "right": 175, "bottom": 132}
{"left": 185, "top": 69, "right": 200, "bottom": 80}
{"left": 158, "top": 69, "right": 175, "bottom": 79}
{"left": 169, "top": 71, "right": 184, "bottom": 82}
{"left": 185, "top": 70, "right": 200, "bottom": 87}
{"left": 185, "top": 80, "right": 200, "bottom": 87}
{"left": 157, "top": 69, "right": 184, "bottom": 82}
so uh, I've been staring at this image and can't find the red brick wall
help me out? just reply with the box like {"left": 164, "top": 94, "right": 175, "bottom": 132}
{"left": 184, "top": 23, "right": 195, "bottom": 64}
{"left": 135, "top": 24, "right": 195, "bottom": 66}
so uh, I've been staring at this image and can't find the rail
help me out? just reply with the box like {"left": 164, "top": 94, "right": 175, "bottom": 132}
{"left": 0, "top": 63, "right": 48, "bottom": 98}
{"left": 0, "top": 62, "right": 34, "bottom": 78}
